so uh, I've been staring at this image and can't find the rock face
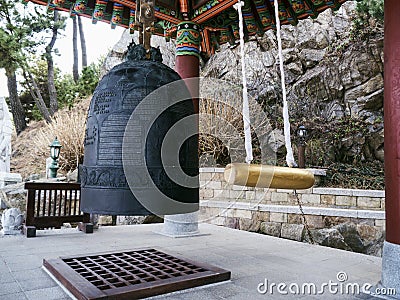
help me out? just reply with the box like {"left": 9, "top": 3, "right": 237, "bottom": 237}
{"left": 310, "top": 222, "right": 384, "bottom": 256}
{"left": 258, "top": 219, "right": 383, "bottom": 256}
{"left": 281, "top": 223, "right": 305, "bottom": 241}
{"left": 260, "top": 222, "right": 281, "bottom": 237}
{"left": 312, "top": 227, "right": 352, "bottom": 251}
{"left": 105, "top": 1, "right": 383, "bottom": 165}
{"left": 201, "top": 1, "right": 383, "bottom": 164}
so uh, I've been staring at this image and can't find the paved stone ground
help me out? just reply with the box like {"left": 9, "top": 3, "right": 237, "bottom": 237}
{"left": 0, "top": 224, "right": 384, "bottom": 300}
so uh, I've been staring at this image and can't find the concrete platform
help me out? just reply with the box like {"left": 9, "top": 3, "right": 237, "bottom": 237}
{"left": 0, "top": 223, "right": 383, "bottom": 299}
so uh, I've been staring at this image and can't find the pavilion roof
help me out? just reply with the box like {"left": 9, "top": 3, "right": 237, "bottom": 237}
{"left": 27, "top": 0, "right": 348, "bottom": 56}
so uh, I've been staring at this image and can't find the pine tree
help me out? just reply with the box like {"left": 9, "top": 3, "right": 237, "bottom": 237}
{"left": 0, "top": 0, "right": 29, "bottom": 132}
{"left": 77, "top": 15, "right": 87, "bottom": 69}
{"left": 0, "top": 0, "right": 66, "bottom": 128}
{"left": 72, "top": 16, "right": 79, "bottom": 82}
{"left": 45, "top": 10, "right": 64, "bottom": 116}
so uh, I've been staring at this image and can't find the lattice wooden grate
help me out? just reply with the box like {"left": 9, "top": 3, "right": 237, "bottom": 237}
{"left": 43, "top": 248, "right": 231, "bottom": 299}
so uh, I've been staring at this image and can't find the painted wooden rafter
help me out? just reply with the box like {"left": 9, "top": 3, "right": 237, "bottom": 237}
{"left": 192, "top": 0, "right": 237, "bottom": 24}
{"left": 26, "top": 0, "right": 350, "bottom": 56}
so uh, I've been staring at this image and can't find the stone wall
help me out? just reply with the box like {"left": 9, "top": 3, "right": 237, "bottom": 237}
{"left": 1, "top": 169, "right": 385, "bottom": 256}
{"left": 198, "top": 168, "right": 385, "bottom": 256}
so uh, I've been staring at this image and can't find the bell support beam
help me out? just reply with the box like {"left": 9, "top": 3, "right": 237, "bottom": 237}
{"left": 179, "top": 0, "right": 190, "bottom": 20}
{"left": 382, "top": 0, "right": 400, "bottom": 295}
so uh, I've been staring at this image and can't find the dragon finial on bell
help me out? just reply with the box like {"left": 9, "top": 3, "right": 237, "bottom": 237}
{"left": 126, "top": 40, "right": 162, "bottom": 62}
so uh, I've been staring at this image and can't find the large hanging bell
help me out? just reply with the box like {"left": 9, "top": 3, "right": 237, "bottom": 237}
{"left": 80, "top": 44, "right": 199, "bottom": 216}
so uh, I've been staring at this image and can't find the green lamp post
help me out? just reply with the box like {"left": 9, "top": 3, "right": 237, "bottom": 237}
{"left": 49, "top": 137, "right": 62, "bottom": 178}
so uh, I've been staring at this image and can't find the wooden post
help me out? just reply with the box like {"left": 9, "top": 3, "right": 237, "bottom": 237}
{"left": 23, "top": 189, "right": 37, "bottom": 237}
{"left": 175, "top": 21, "right": 201, "bottom": 112}
{"left": 382, "top": 0, "right": 400, "bottom": 293}
{"left": 384, "top": 0, "right": 400, "bottom": 247}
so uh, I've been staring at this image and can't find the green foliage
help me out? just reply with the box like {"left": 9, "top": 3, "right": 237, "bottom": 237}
{"left": 356, "top": 0, "right": 384, "bottom": 22}
{"left": 57, "top": 61, "right": 101, "bottom": 109}
{"left": 20, "top": 59, "right": 51, "bottom": 99}
{"left": 19, "top": 58, "right": 54, "bottom": 120}
{"left": 293, "top": 117, "right": 370, "bottom": 166}
{"left": 0, "top": 1, "right": 33, "bottom": 71}
{"left": 0, "top": 1, "right": 63, "bottom": 70}
{"left": 20, "top": 58, "right": 102, "bottom": 121}
{"left": 324, "top": 162, "right": 384, "bottom": 190}
{"left": 282, "top": 118, "right": 384, "bottom": 189}
{"left": 0, "top": 28, "right": 22, "bottom": 70}
{"left": 0, "top": 1, "right": 69, "bottom": 124}
{"left": 76, "top": 64, "right": 102, "bottom": 97}
{"left": 353, "top": 0, "right": 384, "bottom": 34}
{"left": 54, "top": 73, "right": 80, "bottom": 109}
{"left": 55, "top": 67, "right": 98, "bottom": 110}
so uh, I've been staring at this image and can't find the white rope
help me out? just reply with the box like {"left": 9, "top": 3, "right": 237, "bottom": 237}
{"left": 273, "top": 0, "right": 296, "bottom": 167}
{"left": 234, "top": 0, "right": 253, "bottom": 164}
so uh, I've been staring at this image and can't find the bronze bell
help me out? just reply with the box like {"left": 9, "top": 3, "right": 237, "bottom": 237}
{"left": 80, "top": 44, "right": 199, "bottom": 216}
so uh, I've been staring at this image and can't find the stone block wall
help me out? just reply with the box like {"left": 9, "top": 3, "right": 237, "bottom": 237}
{"left": 198, "top": 168, "right": 385, "bottom": 256}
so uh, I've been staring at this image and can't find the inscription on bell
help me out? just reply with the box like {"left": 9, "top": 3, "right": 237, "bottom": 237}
{"left": 84, "top": 126, "right": 98, "bottom": 146}
{"left": 93, "top": 91, "right": 115, "bottom": 115}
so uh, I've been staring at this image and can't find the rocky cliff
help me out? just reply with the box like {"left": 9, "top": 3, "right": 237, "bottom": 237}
{"left": 104, "top": 0, "right": 384, "bottom": 172}
{"left": 201, "top": 1, "right": 384, "bottom": 166}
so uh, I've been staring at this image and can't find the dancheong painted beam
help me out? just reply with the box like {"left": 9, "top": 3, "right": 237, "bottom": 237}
{"left": 26, "top": 0, "right": 348, "bottom": 56}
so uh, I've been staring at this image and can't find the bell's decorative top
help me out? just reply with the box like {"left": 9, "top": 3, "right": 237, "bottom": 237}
{"left": 125, "top": 42, "right": 162, "bottom": 62}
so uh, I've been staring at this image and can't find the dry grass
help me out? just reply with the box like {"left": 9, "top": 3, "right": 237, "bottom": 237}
{"left": 199, "top": 97, "right": 244, "bottom": 166}
{"left": 11, "top": 97, "right": 90, "bottom": 179}
{"left": 33, "top": 110, "right": 86, "bottom": 172}
{"left": 199, "top": 80, "right": 275, "bottom": 167}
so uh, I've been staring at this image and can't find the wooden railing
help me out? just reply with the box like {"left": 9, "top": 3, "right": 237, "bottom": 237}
{"left": 23, "top": 182, "right": 93, "bottom": 237}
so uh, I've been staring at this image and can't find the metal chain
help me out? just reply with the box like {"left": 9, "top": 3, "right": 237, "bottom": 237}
{"left": 293, "top": 190, "right": 316, "bottom": 244}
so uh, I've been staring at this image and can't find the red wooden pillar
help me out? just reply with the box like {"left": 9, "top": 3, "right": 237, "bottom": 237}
{"left": 382, "top": 0, "right": 400, "bottom": 293}
{"left": 384, "top": 0, "right": 400, "bottom": 246}
{"left": 161, "top": 21, "right": 201, "bottom": 237}
{"left": 175, "top": 21, "right": 201, "bottom": 112}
